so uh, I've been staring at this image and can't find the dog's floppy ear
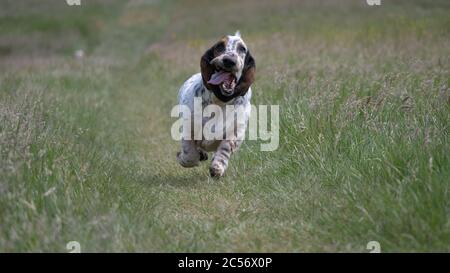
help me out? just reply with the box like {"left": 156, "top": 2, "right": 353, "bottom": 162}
{"left": 235, "top": 51, "right": 256, "bottom": 95}
{"left": 200, "top": 46, "right": 217, "bottom": 91}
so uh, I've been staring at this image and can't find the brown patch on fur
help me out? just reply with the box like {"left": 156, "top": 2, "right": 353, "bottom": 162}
{"left": 200, "top": 38, "right": 228, "bottom": 92}
{"left": 235, "top": 51, "right": 256, "bottom": 95}
{"left": 200, "top": 48, "right": 215, "bottom": 91}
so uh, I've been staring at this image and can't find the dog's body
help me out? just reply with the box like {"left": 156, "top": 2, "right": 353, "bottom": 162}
{"left": 176, "top": 32, "right": 256, "bottom": 177}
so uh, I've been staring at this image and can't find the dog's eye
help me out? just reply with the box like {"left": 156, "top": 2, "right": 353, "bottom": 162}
{"left": 238, "top": 45, "right": 246, "bottom": 53}
{"left": 215, "top": 43, "right": 225, "bottom": 52}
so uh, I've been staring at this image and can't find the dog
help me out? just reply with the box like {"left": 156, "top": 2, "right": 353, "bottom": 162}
{"left": 176, "top": 31, "right": 256, "bottom": 177}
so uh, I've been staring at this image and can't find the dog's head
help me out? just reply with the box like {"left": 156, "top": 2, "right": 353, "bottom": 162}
{"left": 201, "top": 31, "right": 255, "bottom": 102}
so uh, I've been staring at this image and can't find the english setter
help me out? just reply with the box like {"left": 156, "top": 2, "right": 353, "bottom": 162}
{"left": 176, "top": 31, "right": 256, "bottom": 177}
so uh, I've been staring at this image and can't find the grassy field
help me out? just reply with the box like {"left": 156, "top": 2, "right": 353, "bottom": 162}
{"left": 0, "top": 0, "right": 449, "bottom": 252}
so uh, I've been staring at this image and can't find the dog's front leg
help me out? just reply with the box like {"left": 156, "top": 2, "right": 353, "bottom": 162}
{"left": 210, "top": 140, "right": 242, "bottom": 177}
{"left": 209, "top": 108, "right": 247, "bottom": 177}
{"left": 177, "top": 140, "right": 200, "bottom": 168}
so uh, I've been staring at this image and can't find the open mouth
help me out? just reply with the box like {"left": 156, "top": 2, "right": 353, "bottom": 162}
{"left": 207, "top": 69, "right": 236, "bottom": 95}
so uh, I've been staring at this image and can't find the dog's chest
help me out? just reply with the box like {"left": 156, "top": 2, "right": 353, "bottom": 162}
{"left": 201, "top": 93, "right": 235, "bottom": 133}
{"left": 178, "top": 73, "right": 251, "bottom": 151}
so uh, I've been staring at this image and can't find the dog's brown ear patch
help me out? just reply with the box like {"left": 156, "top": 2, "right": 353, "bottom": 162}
{"left": 200, "top": 38, "right": 227, "bottom": 92}
{"left": 200, "top": 46, "right": 215, "bottom": 91}
{"left": 235, "top": 51, "right": 256, "bottom": 96}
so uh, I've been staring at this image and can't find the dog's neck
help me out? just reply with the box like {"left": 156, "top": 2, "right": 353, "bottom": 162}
{"left": 202, "top": 84, "right": 241, "bottom": 105}
{"left": 201, "top": 86, "right": 233, "bottom": 106}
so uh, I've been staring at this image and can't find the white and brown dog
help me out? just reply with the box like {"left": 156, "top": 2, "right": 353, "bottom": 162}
{"left": 176, "top": 31, "right": 256, "bottom": 177}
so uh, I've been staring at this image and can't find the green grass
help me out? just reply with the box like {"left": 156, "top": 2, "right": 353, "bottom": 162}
{"left": 0, "top": 0, "right": 449, "bottom": 252}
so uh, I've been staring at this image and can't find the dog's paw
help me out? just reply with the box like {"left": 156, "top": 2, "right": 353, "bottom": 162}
{"left": 177, "top": 151, "right": 199, "bottom": 168}
{"left": 198, "top": 150, "right": 208, "bottom": 161}
{"left": 209, "top": 162, "right": 225, "bottom": 178}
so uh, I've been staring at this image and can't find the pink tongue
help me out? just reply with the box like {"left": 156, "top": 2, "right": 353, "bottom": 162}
{"left": 208, "top": 71, "right": 232, "bottom": 85}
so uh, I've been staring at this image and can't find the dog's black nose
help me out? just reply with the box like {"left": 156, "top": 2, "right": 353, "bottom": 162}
{"left": 222, "top": 57, "right": 236, "bottom": 68}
